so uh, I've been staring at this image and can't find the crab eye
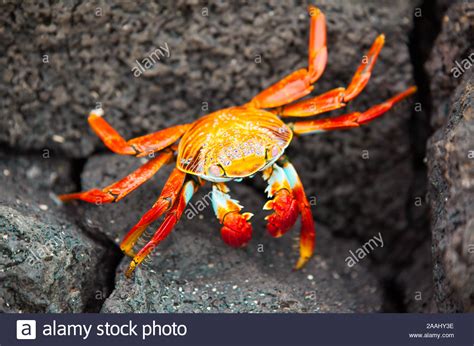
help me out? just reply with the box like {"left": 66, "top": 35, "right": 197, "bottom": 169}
{"left": 209, "top": 164, "right": 224, "bottom": 177}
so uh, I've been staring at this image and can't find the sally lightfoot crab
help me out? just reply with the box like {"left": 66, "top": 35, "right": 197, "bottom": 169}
{"left": 60, "top": 6, "right": 416, "bottom": 277}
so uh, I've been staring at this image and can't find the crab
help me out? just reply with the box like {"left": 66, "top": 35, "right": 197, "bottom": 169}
{"left": 60, "top": 5, "right": 416, "bottom": 277}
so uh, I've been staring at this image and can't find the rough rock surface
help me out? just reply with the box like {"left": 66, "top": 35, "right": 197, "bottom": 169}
{"left": 425, "top": 2, "right": 474, "bottom": 312}
{"left": 389, "top": 0, "right": 456, "bottom": 313}
{"left": 102, "top": 229, "right": 382, "bottom": 312}
{"left": 425, "top": 1, "right": 474, "bottom": 129}
{"left": 428, "top": 71, "right": 474, "bottom": 312}
{"left": 1, "top": 0, "right": 416, "bottom": 158}
{"left": 102, "top": 235, "right": 381, "bottom": 313}
{"left": 0, "top": 0, "right": 454, "bottom": 312}
{"left": 69, "top": 155, "right": 382, "bottom": 312}
{"left": 0, "top": 153, "right": 117, "bottom": 312}
{"left": 427, "top": 71, "right": 473, "bottom": 312}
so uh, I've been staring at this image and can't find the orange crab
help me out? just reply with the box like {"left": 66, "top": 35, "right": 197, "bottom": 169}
{"left": 60, "top": 5, "right": 416, "bottom": 277}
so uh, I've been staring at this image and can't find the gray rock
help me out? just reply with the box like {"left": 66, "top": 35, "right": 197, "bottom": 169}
{"left": 425, "top": 1, "right": 474, "bottom": 313}
{"left": 99, "top": 185, "right": 382, "bottom": 313}
{"left": 62, "top": 154, "right": 382, "bottom": 312}
{"left": 65, "top": 154, "right": 173, "bottom": 244}
{"left": 1, "top": 0, "right": 421, "bottom": 248}
{"left": 0, "top": 154, "right": 118, "bottom": 312}
{"left": 1, "top": 0, "right": 441, "bottom": 312}
{"left": 425, "top": 1, "right": 474, "bottom": 129}
{"left": 395, "top": 240, "right": 436, "bottom": 312}
{"left": 427, "top": 71, "right": 474, "bottom": 312}
{"left": 0, "top": 0, "right": 417, "bottom": 158}
{"left": 48, "top": 0, "right": 422, "bottom": 311}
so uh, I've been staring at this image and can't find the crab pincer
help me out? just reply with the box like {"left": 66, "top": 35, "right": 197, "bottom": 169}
{"left": 211, "top": 184, "right": 253, "bottom": 247}
{"left": 220, "top": 211, "right": 253, "bottom": 247}
{"left": 263, "top": 187, "right": 299, "bottom": 238}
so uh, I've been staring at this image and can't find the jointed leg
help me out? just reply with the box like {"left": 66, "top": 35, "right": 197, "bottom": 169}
{"left": 278, "top": 157, "right": 315, "bottom": 270}
{"left": 344, "top": 34, "right": 386, "bottom": 102}
{"left": 249, "top": 5, "right": 327, "bottom": 109}
{"left": 211, "top": 183, "right": 253, "bottom": 247}
{"left": 126, "top": 179, "right": 198, "bottom": 277}
{"left": 88, "top": 108, "right": 191, "bottom": 156}
{"left": 59, "top": 150, "right": 173, "bottom": 204}
{"left": 273, "top": 34, "right": 386, "bottom": 117}
{"left": 262, "top": 164, "right": 299, "bottom": 237}
{"left": 289, "top": 86, "right": 417, "bottom": 135}
{"left": 120, "top": 168, "right": 187, "bottom": 257}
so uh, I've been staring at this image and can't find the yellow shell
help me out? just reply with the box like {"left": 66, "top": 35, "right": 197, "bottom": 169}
{"left": 177, "top": 107, "right": 292, "bottom": 181}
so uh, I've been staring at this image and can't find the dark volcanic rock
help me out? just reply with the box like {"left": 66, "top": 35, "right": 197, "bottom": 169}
{"left": 1, "top": 0, "right": 437, "bottom": 312}
{"left": 0, "top": 153, "right": 117, "bottom": 312}
{"left": 101, "top": 233, "right": 382, "bottom": 313}
{"left": 40, "top": 0, "right": 421, "bottom": 311}
{"left": 427, "top": 71, "right": 474, "bottom": 312}
{"left": 425, "top": 1, "right": 474, "bottom": 129}
{"left": 0, "top": 0, "right": 417, "bottom": 158}
{"left": 65, "top": 154, "right": 173, "bottom": 244}
{"left": 66, "top": 154, "right": 382, "bottom": 312}
{"left": 101, "top": 187, "right": 382, "bottom": 313}
{"left": 425, "top": 1, "right": 474, "bottom": 313}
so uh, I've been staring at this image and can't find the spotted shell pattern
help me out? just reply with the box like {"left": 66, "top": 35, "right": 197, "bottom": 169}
{"left": 177, "top": 107, "right": 292, "bottom": 182}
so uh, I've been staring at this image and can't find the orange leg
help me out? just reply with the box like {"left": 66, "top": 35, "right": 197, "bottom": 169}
{"left": 290, "top": 86, "right": 417, "bottom": 135}
{"left": 274, "top": 34, "right": 386, "bottom": 117}
{"left": 59, "top": 150, "right": 173, "bottom": 204}
{"left": 249, "top": 5, "right": 327, "bottom": 109}
{"left": 278, "top": 157, "right": 315, "bottom": 270}
{"left": 211, "top": 183, "right": 253, "bottom": 247}
{"left": 125, "top": 179, "right": 198, "bottom": 277}
{"left": 88, "top": 108, "right": 191, "bottom": 157}
{"left": 262, "top": 165, "right": 299, "bottom": 238}
{"left": 120, "top": 168, "right": 187, "bottom": 257}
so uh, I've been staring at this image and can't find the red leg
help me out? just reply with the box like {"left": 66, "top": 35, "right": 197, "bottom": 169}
{"left": 343, "top": 34, "right": 385, "bottom": 102}
{"left": 125, "top": 179, "right": 198, "bottom": 277}
{"left": 249, "top": 5, "right": 327, "bottom": 109}
{"left": 290, "top": 86, "right": 417, "bottom": 135}
{"left": 272, "top": 87, "right": 346, "bottom": 118}
{"left": 211, "top": 183, "right": 253, "bottom": 247}
{"left": 88, "top": 108, "right": 190, "bottom": 156}
{"left": 262, "top": 165, "right": 299, "bottom": 238}
{"left": 307, "top": 5, "right": 328, "bottom": 82}
{"left": 274, "top": 34, "right": 386, "bottom": 117}
{"left": 279, "top": 158, "right": 315, "bottom": 270}
{"left": 120, "top": 168, "right": 187, "bottom": 257}
{"left": 59, "top": 150, "right": 173, "bottom": 204}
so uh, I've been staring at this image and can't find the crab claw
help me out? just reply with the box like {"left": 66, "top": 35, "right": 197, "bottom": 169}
{"left": 264, "top": 189, "right": 299, "bottom": 238}
{"left": 220, "top": 212, "right": 253, "bottom": 247}
{"left": 211, "top": 184, "right": 254, "bottom": 248}
{"left": 262, "top": 165, "right": 299, "bottom": 238}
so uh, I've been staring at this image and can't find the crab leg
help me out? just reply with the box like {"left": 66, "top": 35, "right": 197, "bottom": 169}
{"left": 290, "top": 86, "right": 417, "bottom": 135}
{"left": 249, "top": 5, "right": 327, "bottom": 109}
{"left": 278, "top": 157, "right": 315, "bottom": 270}
{"left": 343, "top": 34, "right": 386, "bottom": 102}
{"left": 274, "top": 34, "right": 386, "bottom": 117}
{"left": 126, "top": 179, "right": 198, "bottom": 277}
{"left": 59, "top": 150, "right": 173, "bottom": 204}
{"left": 211, "top": 183, "right": 253, "bottom": 247}
{"left": 120, "top": 168, "right": 187, "bottom": 257}
{"left": 262, "top": 164, "right": 299, "bottom": 238}
{"left": 88, "top": 108, "right": 190, "bottom": 157}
